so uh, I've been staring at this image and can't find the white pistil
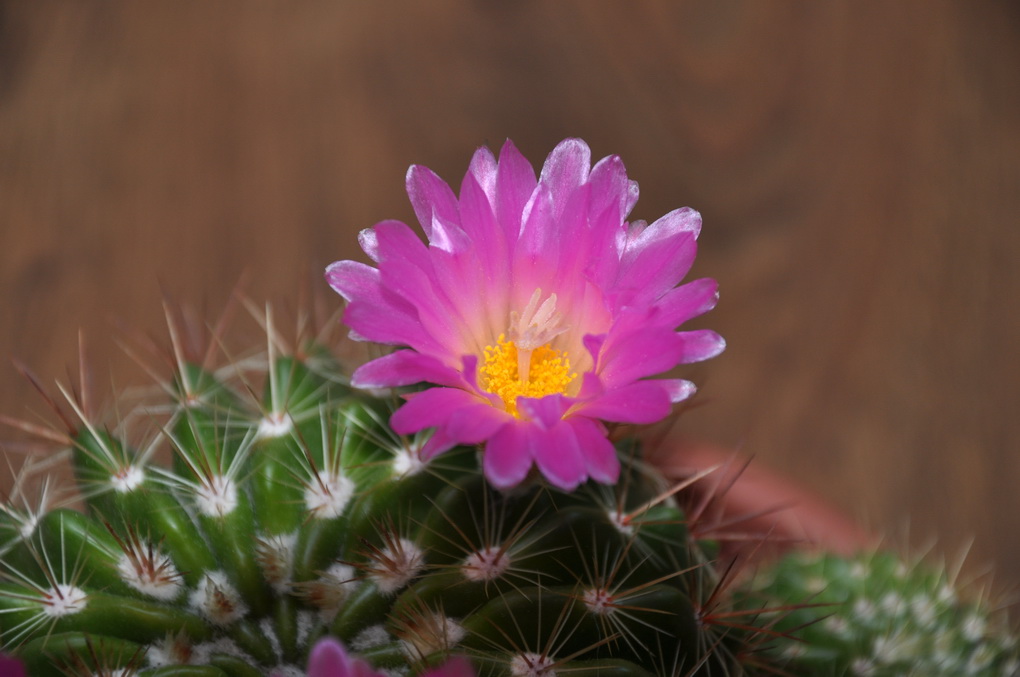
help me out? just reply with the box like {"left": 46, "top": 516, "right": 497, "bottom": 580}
{"left": 508, "top": 289, "right": 568, "bottom": 384}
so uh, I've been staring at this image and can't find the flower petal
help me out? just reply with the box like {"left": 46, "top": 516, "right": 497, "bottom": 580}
{"left": 307, "top": 637, "right": 354, "bottom": 677}
{"left": 597, "top": 324, "right": 690, "bottom": 386}
{"left": 325, "top": 259, "right": 381, "bottom": 304}
{"left": 390, "top": 388, "right": 484, "bottom": 435}
{"left": 445, "top": 402, "right": 511, "bottom": 444}
{"left": 419, "top": 427, "right": 460, "bottom": 461}
{"left": 467, "top": 144, "right": 498, "bottom": 199}
{"left": 423, "top": 657, "right": 477, "bottom": 677}
{"left": 540, "top": 138, "right": 592, "bottom": 213}
{"left": 494, "top": 139, "right": 538, "bottom": 240}
{"left": 676, "top": 329, "right": 727, "bottom": 364}
{"left": 517, "top": 394, "right": 571, "bottom": 430}
{"left": 616, "top": 207, "right": 701, "bottom": 305}
{"left": 654, "top": 278, "right": 719, "bottom": 328}
{"left": 352, "top": 351, "right": 464, "bottom": 389}
{"left": 484, "top": 424, "right": 534, "bottom": 489}
{"left": 571, "top": 417, "right": 619, "bottom": 485}
{"left": 662, "top": 378, "right": 697, "bottom": 403}
{"left": 533, "top": 421, "right": 587, "bottom": 490}
{"left": 577, "top": 380, "right": 676, "bottom": 424}
{"left": 407, "top": 164, "right": 465, "bottom": 251}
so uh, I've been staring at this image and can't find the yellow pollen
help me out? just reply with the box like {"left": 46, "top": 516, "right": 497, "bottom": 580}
{"left": 481, "top": 334, "right": 575, "bottom": 418}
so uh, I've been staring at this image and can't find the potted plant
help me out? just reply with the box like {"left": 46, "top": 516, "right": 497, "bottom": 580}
{"left": 1, "top": 139, "right": 1015, "bottom": 676}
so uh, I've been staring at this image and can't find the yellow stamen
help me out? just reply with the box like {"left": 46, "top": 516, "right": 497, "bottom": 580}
{"left": 481, "top": 334, "right": 575, "bottom": 418}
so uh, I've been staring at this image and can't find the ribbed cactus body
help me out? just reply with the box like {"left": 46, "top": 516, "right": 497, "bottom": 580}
{"left": 743, "top": 550, "right": 1020, "bottom": 676}
{"left": 5, "top": 322, "right": 1017, "bottom": 676}
{"left": 0, "top": 336, "right": 731, "bottom": 676}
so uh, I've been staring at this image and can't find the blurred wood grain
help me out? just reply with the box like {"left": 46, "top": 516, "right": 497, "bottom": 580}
{"left": 2, "top": 2, "right": 1018, "bottom": 604}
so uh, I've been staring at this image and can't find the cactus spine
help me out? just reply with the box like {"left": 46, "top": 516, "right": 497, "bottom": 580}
{"left": 741, "top": 550, "right": 1019, "bottom": 676}
{"left": 0, "top": 308, "right": 744, "bottom": 676}
{"left": 2, "top": 309, "right": 1017, "bottom": 675}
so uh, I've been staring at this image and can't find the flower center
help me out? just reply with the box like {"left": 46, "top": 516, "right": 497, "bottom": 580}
{"left": 481, "top": 337, "right": 574, "bottom": 417}
{"left": 480, "top": 290, "right": 576, "bottom": 418}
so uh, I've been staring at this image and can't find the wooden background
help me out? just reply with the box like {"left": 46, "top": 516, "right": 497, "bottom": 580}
{"left": 2, "top": 2, "right": 1018, "bottom": 606}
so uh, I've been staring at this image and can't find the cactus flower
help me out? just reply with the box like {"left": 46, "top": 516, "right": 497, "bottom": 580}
{"left": 306, "top": 638, "right": 384, "bottom": 677}
{"left": 326, "top": 138, "right": 723, "bottom": 490}
{"left": 307, "top": 637, "right": 474, "bottom": 677}
{"left": 0, "top": 656, "right": 26, "bottom": 677}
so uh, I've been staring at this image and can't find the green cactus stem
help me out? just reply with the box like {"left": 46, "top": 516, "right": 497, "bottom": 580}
{"left": 739, "top": 549, "right": 1019, "bottom": 676}
{"left": 0, "top": 308, "right": 746, "bottom": 676}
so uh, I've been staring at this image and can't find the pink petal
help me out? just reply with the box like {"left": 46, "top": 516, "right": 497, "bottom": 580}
{"left": 390, "top": 388, "right": 485, "bottom": 435}
{"left": 328, "top": 247, "right": 445, "bottom": 352}
{"left": 494, "top": 139, "right": 537, "bottom": 240}
{"left": 307, "top": 637, "right": 354, "bottom": 677}
{"left": 374, "top": 222, "right": 471, "bottom": 349}
{"left": 597, "top": 326, "right": 690, "bottom": 386}
{"left": 576, "top": 380, "right": 675, "bottom": 424}
{"left": 584, "top": 154, "right": 631, "bottom": 286}
{"left": 516, "top": 394, "right": 571, "bottom": 430}
{"left": 0, "top": 657, "right": 26, "bottom": 677}
{"left": 352, "top": 351, "right": 464, "bottom": 389}
{"left": 422, "top": 657, "right": 477, "bottom": 677}
{"left": 582, "top": 333, "right": 608, "bottom": 374}
{"left": 517, "top": 183, "right": 558, "bottom": 265}
{"left": 654, "top": 278, "right": 719, "bottom": 328}
{"left": 532, "top": 421, "right": 587, "bottom": 491}
{"left": 662, "top": 378, "right": 697, "bottom": 403}
{"left": 467, "top": 144, "right": 498, "bottom": 199}
{"left": 570, "top": 417, "right": 620, "bottom": 484}
{"left": 357, "top": 228, "right": 380, "bottom": 262}
{"left": 342, "top": 299, "right": 439, "bottom": 354}
{"left": 616, "top": 208, "right": 701, "bottom": 303}
{"left": 539, "top": 138, "right": 591, "bottom": 212}
{"left": 419, "top": 427, "right": 460, "bottom": 461}
{"left": 456, "top": 172, "right": 510, "bottom": 291}
{"left": 374, "top": 219, "right": 431, "bottom": 266}
{"left": 676, "top": 329, "right": 727, "bottom": 364}
{"left": 484, "top": 423, "right": 534, "bottom": 489}
{"left": 445, "top": 401, "right": 511, "bottom": 444}
{"left": 378, "top": 257, "right": 462, "bottom": 348}
{"left": 406, "top": 164, "right": 463, "bottom": 249}
{"left": 325, "top": 259, "right": 381, "bottom": 303}
{"left": 587, "top": 153, "right": 631, "bottom": 227}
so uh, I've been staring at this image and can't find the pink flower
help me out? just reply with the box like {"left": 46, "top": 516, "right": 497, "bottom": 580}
{"left": 326, "top": 139, "right": 723, "bottom": 490}
{"left": 306, "top": 637, "right": 474, "bottom": 677}
{"left": 0, "top": 655, "right": 26, "bottom": 677}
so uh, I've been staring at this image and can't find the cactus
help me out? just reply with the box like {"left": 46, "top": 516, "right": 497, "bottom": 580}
{"left": 3, "top": 137, "right": 1017, "bottom": 676}
{"left": 1, "top": 305, "right": 750, "bottom": 676}
{"left": 739, "top": 550, "right": 1020, "bottom": 676}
